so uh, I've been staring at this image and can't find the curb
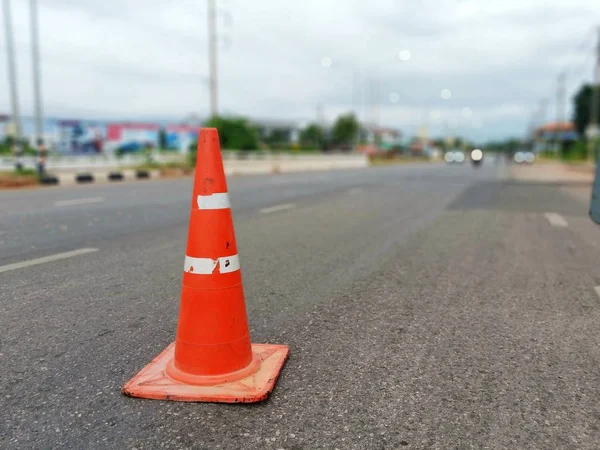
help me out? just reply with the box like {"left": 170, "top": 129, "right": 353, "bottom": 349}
{"left": 40, "top": 175, "right": 59, "bottom": 185}
{"left": 75, "top": 173, "right": 94, "bottom": 183}
{"left": 108, "top": 171, "right": 124, "bottom": 181}
{"left": 49, "top": 169, "right": 161, "bottom": 187}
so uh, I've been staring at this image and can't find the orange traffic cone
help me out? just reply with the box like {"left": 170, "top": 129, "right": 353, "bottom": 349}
{"left": 122, "top": 128, "right": 289, "bottom": 403}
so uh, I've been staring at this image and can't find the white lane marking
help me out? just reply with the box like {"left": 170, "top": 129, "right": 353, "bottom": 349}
{"left": 260, "top": 203, "right": 296, "bottom": 214}
{"left": 544, "top": 212, "right": 568, "bottom": 228}
{"left": 347, "top": 187, "right": 364, "bottom": 195}
{"left": 197, "top": 193, "right": 230, "bottom": 210}
{"left": 184, "top": 254, "right": 240, "bottom": 274}
{"left": 0, "top": 248, "right": 98, "bottom": 274}
{"left": 55, "top": 197, "right": 104, "bottom": 207}
{"left": 594, "top": 286, "right": 600, "bottom": 299}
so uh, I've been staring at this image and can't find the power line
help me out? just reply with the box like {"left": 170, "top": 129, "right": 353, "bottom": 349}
{"left": 556, "top": 26, "right": 596, "bottom": 76}
{"left": 534, "top": 27, "right": 597, "bottom": 139}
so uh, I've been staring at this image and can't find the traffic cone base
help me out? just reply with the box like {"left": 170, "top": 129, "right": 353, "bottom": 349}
{"left": 122, "top": 342, "right": 289, "bottom": 403}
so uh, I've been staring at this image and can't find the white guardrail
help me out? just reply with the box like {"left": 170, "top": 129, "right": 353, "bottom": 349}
{"left": 0, "top": 151, "right": 369, "bottom": 175}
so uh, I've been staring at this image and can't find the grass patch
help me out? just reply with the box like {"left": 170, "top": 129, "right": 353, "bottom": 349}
{"left": 125, "top": 160, "right": 194, "bottom": 177}
{"left": 369, "top": 155, "right": 433, "bottom": 166}
{"left": 0, "top": 143, "right": 38, "bottom": 156}
{"left": 160, "top": 161, "right": 194, "bottom": 177}
{"left": 129, "top": 160, "right": 163, "bottom": 170}
{"left": 0, "top": 169, "right": 40, "bottom": 189}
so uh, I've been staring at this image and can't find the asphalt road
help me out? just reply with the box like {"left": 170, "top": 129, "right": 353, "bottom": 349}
{"left": 2, "top": 161, "right": 600, "bottom": 449}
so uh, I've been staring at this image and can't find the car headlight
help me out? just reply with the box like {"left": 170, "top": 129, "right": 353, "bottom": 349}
{"left": 514, "top": 152, "right": 524, "bottom": 163}
{"left": 455, "top": 152, "right": 465, "bottom": 163}
{"left": 524, "top": 152, "right": 535, "bottom": 163}
{"left": 444, "top": 152, "right": 454, "bottom": 163}
{"left": 470, "top": 149, "right": 483, "bottom": 161}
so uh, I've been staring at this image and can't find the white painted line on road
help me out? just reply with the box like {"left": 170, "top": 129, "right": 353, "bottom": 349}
{"left": 197, "top": 192, "right": 230, "bottom": 210}
{"left": 184, "top": 254, "right": 240, "bottom": 274}
{"left": 594, "top": 286, "right": 600, "bottom": 299}
{"left": 347, "top": 187, "right": 364, "bottom": 195}
{"left": 260, "top": 203, "right": 296, "bottom": 214}
{"left": 55, "top": 197, "right": 104, "bottom": 207}
{"left": 544, "top": 212, "right": 568, "bottom": 228}
{"left": 0, "top": 248, "right": 99, "bottom": 274}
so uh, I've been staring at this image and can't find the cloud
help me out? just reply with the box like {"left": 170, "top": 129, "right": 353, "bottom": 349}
{"left": 0, "top": 0, "right": 598, "bottom": 140}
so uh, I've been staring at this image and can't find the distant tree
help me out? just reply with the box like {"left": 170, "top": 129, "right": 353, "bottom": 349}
{"left": 484, "top": 138, "right": 522, "bottom": 153}
{"left": 332, "top": 113, "right": 359, "bottom": 148}
{"left": 158, "top": 128, "right": 168, "bottom": 150}
{"left": 431, "top": 138, "right": 447, "bottom": 150}
{"left": 300, "top": 123, "right": 325, "bottom": 149}
{"left": 188, "top": 116, "right": 259, "bottom": 166}
{"left": 573, "top": 84, "right": 600, "bottom": 137}
{"left": 204, "top": 116, "right": 259, "bottom": 150}
{"left": 262, "top": 129, "right": 291, "bottom": 149}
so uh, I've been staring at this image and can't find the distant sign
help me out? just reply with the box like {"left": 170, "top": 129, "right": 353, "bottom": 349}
{"left": 57, "top": 120, "right": 104, "bottom": 153}
{"left": 102, "top": 123, "right": 159, "bottom": 154}
{"left": 165, "top": 125, "right": 198, "bottom": 152}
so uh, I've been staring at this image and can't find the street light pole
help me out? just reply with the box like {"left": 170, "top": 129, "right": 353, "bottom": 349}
{"left": 555, "top": 71, "right": 566, "bottom": 154}
{"left": 30, "top": 0, "right": 43, "bottom": 142}
{"left": 2, "top": 0, "right": 23, "bottom": 169}
{"left": 30, "top": 0, "right": 46, "bottom": 174}
{"left": 207, "top": 0, "right": 218, "bottom": 117}
{"left": 536, "top": 98, "right": 548, "bottom": 153}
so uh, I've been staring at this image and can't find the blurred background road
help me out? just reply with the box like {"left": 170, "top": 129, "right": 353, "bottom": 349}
{"left": 3, "top": 161, "right": 600, "bottom": 449}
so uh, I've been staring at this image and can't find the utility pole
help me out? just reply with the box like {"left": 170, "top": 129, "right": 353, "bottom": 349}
{"left": 352, "top": 70, "right": 360, "bottom": 149}
{"left": 30, "top": 0, "right": 43, "bottom": 141}
{"left": 555, "top": 71, "right": 566, "bottom": 153}
{"left": 369, "top": 79, "right": 380, "bottom": 146}
{"left": 589, "top": 26, "right": 600, "bottom": 162}
{"left": 316, "top": 104, "right": 325, "bottom": 128}
{"left": 363, "top": 81, "right": 369, "bottom": 143}
{"left": 525, "top": 106, "right": 536, "bottom": 145}
{"left": 30, "top": 0, "right": 46, "bottom": 174}
{"left": 373, "top": 80, "right": 380, "bottom": 130}
{"left": 207, "top": 0, "right": 218, "bottom": 117}
{"left": 535, "top": 98, "right": 548, "bottom": 153}
{"left": 2, "top": 0, "right": 23, "bottom": 169}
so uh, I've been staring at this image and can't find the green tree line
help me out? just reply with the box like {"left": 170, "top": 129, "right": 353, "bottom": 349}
{"left": 190, "top": 113, "right": 360, "bottom": 153}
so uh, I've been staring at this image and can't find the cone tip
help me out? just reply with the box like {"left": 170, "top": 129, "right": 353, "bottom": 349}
{"left": 200, "top": 128, "right": 219, "bottom": 139}
{"left": 196, "top": 128, "right": 221, "bottom": 156}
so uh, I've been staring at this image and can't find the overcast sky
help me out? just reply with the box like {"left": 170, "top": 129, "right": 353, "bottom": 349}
{"left": 1, "top": 0, "right": 599, "bottom": 141}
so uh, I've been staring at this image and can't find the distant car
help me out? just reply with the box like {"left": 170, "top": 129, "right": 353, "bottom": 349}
{"left": 116, "top": 141, "right": 144, "bottom": 154}
{"left": 514, "top": 151, "right": 535, "bottom": 164}
{"left": 470, "top": 148, "right": 483, "bottom": 167}
{"left": 444, "top": 150, "right": 465, "bottom": 164}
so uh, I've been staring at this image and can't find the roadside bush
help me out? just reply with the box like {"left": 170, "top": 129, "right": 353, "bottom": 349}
{"left": 188, "top": 116, "right": 260, "bottom": 166}
{"left": 0, "top": 137, "right": 37, "bottom": 156}
{"left": 561, "top": 140, "right": 587, "bottom": 161}
{"left": 204, "top": 116, "right": 259, "bottom": 150}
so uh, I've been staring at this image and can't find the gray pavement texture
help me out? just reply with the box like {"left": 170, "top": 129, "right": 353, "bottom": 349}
{"left": 2, "top": 161, "right": 600, "bottom": 449}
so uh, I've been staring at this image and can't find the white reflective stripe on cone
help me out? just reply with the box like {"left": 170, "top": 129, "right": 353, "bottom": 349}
{"left": 197, "top": 193, "right": 230, "bottom": 210}
{"left": 217, "top": 255, "right": 240, "bottom": 273}
{"left": 184, "top": 254, "right": 240, "bottom": 274}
